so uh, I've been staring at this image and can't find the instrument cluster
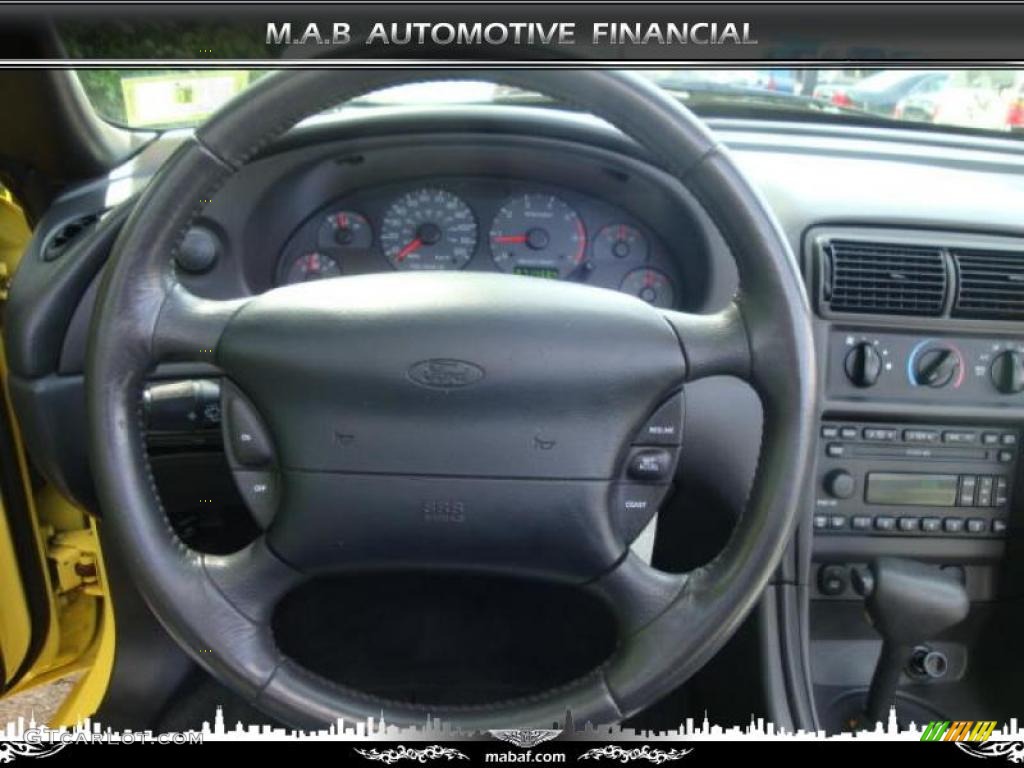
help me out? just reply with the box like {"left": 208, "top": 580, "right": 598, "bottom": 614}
{"left": 277, "top": 179, "right": 681, "bottom": 308}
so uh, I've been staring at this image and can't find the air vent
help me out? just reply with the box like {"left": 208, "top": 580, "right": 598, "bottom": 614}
{"left": 953, "top": 248, "right": 1024, "bottom": 321}
{"left": 42, "top": 212, "right": 101, "bottom": 262}
{"left": 824, "top": 239, "right": 947, "bottom": 316}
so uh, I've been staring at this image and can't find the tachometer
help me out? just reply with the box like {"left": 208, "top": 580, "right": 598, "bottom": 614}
{"left": 380, "top": 188, "right": 478, "bottom": 271}
{"left": 489, "top": 194, "right": 586, "bottom": 279}
{"left": 284, "top": 251, "right": 342, "bottom": 284}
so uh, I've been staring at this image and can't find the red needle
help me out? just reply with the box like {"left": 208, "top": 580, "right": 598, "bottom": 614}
{"left": 396, "top": 238, "right": 422, "bottom": 262}
{"left": 493, "top": 234, "right": 528, "bottom": 244}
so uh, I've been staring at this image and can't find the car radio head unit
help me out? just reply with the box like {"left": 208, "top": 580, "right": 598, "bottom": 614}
{"left": 814, "top": 421, "right": 1017, "bottom": 537}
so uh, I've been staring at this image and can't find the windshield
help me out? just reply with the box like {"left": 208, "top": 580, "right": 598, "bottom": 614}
{"left": 74, "top": 69, "right": 1024, "bottom": 137}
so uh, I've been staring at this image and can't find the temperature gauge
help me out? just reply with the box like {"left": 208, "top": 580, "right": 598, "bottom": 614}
{"left": 317, "top": 210, "right": 373, "bottom": 251}
{"left": 284, "top": 251, "right": 342, "bottom": 284}
{"left": 620, "top": 268, "right": 675, "bottom": 308}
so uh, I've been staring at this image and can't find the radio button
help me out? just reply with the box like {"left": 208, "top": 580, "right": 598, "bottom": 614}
{"left": 904, "top": 429, "right": 940, "bottom": 444}
{"left": 977, "top": 476, "right": 994, "bottom": 506}
{"left": 821, "top": 425, "right": 839, "bottom": 439}
{"left": 840, "top": 427, "right": 858, "bottom": 440}
{"left": 993, "top": 519, "right": 1009, "bottom": 534}
{"left": 967, "top": 518, "right": 987, "bottom": 534}
{"left": 813, "top": 514, "right": 829, "bottom": 530}
{"left": 943, "top": 430, "right": 978, "bottom": 444}
{"left": 829, "top": 515, "right": 847, "bottom": 530}
{"left": 998, "top": 450, "right": 1014, "bottom": 463}
{"left": 983, "top": 432, "right": 1001, "bottom": 446}
{"left": 851, "top": 516, "right": 872, "bottom": 531}
{"left": 1002, "top": 434, "right": 1018, "bottom": 446}
{"left": 922, "top": 517, "right": 942, "bottom": 533}
{"left": 943, "top": 517, "right": 965, "bottom": 533}
{"left": 826, "top": 443, "right": 845, "bottom": 458}
{"left": 958, "top": 476, "right": 977, "bottom": 506}
{"left": 823, "top": 469, "right": 856, "bottom": 499}
{"left": 863, "top": 427, "right": 898, "bottom": 442}
{"left": 874, "top": 516, "right": 896, "bottom": 531}
{"left": 898, "top": 517, "right": 920, "bottom": 532}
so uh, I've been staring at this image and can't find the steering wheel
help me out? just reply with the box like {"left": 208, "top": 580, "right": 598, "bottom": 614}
{"left": 86, "top": 70, "right": 815, "bottom": 729}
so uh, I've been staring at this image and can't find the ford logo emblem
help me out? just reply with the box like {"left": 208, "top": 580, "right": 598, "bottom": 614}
{"left": 407, "top": 359, "right": 485, "bottom": 390}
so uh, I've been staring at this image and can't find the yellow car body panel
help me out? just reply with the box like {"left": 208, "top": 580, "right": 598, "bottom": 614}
{"left": 0, "top": 188, "right": 114, "bottom": 725}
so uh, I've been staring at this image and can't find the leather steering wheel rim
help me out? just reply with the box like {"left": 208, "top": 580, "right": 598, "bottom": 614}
{"left": 86, "top": 70, "right": 815, "bottom": 729}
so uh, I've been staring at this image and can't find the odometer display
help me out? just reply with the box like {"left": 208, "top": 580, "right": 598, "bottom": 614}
{"left": 489, "top": 194, "right": 586, "bottom": 279}
{"left": 380, "top": 188, "right": 478, "bottom": 271}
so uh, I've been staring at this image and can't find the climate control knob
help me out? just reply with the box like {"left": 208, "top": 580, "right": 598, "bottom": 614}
{"left": 912, "top": 347, "right": 961, "bottom": 389}
{"left": 990, "top": 350, "right": 1024, "bottom": 394}
{"left": 844, "top": 342, "right": 882, "bottom": 388}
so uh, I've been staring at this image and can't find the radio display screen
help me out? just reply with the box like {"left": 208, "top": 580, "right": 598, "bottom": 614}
{"left": 866, "top": 473, "right": 959, "bottom": 507}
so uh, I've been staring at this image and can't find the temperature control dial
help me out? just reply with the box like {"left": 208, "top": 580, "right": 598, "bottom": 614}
{"left": 990, "top": 350, "right": 1024, "bottom": 394}
{"left": 912, "top": 346, "right": 962, "bottom": 389}
{"left": 844, "top": 342, "right": 882, "bottom": 388}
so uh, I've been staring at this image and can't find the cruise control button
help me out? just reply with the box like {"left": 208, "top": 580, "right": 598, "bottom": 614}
{"left": 225, "top": 391, "right": 274, "bottom": 467}
{"left": 966, "top": 518, "right": 987, "bottom": 534}
{"left": 233, "top": 470, "right": 278, "bottom": 528}
{"left": 626, "top": 448, "right": 674, "bottom": 482}
{"left": 943, "top": 517, "right": 965, "bottom": 533}
{"left": 635, "top": 393, "right": 683, "bottom": 445}
{"left": 611, "top": 484, "right": 668, "bottom": 542}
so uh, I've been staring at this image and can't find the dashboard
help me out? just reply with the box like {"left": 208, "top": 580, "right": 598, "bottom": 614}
{"left": 10, "top": 104, "right": 1024, "bottom": 732}
{"left": 274, "top": 178, "right": 678, "bottom": 308}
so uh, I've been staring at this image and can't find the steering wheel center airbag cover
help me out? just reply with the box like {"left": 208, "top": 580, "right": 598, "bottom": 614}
{"left": 219, "top": 272, "right": 684, "bottom": 479}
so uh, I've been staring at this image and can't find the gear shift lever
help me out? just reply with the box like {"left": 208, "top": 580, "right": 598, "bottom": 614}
{"left": 852, "top": 558, "right": 969, "bottom": 725}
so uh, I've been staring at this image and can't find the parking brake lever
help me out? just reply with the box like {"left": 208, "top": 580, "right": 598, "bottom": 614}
{"left": 852, "top": 557, "right": 969, "bottom": 725}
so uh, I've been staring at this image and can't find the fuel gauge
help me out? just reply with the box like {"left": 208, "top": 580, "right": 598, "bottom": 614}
{"left": 620, "top": 268, "right": 675, "bottom": 308}
{"left": 593, "top": 224, "right": 648, "bottom": 264}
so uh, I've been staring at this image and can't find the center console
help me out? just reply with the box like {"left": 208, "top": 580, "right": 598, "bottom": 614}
{"left": 803, "top": 226, "right": 1024, "bottom": 728}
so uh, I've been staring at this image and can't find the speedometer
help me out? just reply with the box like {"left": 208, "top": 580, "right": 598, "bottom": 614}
{"left": 380, "top": 188, "right": 478, "bottom": 271}
{"left": 489, "top": 194, "right": 586, "bottom": 279}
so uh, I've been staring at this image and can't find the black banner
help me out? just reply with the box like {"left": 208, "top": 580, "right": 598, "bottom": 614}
{"left": 3, "top": 3, "right": 1024, "bottom": 63}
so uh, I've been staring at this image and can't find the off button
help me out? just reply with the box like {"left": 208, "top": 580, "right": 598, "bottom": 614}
{"left": 627, "top": 448, "right": 675, "bottom": 482}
